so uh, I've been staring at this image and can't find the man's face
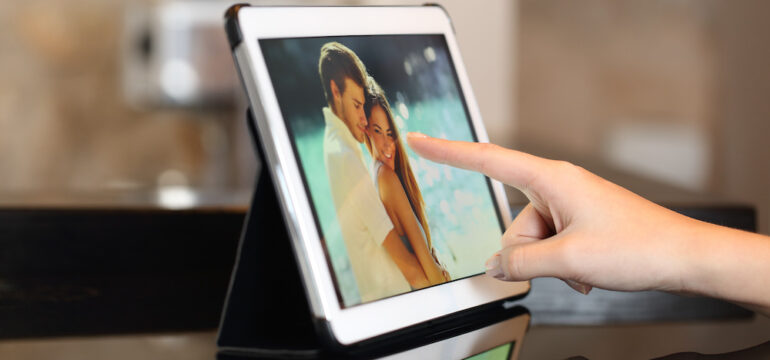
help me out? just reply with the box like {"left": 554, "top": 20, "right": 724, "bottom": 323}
{"left": 335, "top": 78, "right": 367, "bottom": 143}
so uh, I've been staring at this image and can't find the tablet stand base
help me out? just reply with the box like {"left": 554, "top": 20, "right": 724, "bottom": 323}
{"left": 217, "top": 109, "right": 529, "bottom": 358}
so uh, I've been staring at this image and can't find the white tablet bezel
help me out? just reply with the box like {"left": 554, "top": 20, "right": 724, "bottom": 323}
{"left": 232, "top": 6, "right": 529, "bottom": 345}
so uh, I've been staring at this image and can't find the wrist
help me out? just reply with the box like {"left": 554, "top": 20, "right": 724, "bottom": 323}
{"left": 663, "top": 214, "right": 715, "bottom": 294}
{"left": 675, "top": 219, "right": 770, "bottom": 310}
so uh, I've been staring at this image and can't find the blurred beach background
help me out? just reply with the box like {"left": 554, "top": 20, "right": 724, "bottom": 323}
{"left": 261, "top": 35, "right": 503, "bottom": 307}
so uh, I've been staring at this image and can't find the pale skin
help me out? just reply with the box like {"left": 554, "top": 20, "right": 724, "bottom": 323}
{"left": 406, "top": 132, "right": 770, "bottom": 316}
{"left": 329, "top": 78, "right": 430, "bottom": 289}
{"left": 366, "top": 105, "right": 448, "bottom": 285}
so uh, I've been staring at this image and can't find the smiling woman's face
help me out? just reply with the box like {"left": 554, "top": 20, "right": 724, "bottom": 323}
{"left": 367, "top": 105, "right": 396, "bottom": 170}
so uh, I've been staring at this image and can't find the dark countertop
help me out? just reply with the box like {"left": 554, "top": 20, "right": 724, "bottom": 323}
{"left": 1, "top": 314, "right": 768, "bottom": 359}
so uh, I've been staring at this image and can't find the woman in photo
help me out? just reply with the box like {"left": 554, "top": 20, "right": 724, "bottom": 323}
{"left": 363, "top": 78, "right": 450, "bottom": 285}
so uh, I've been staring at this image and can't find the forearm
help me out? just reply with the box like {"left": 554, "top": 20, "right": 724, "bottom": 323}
{"left": 403, "top": 262, "right": 431, "bottom": 289}
{"left": 398, "top": 254, "right": 431, "bottom": 289}
{"left": 382, "top": 232, "right": 430, "bottom": 289}
{"left": 680, "top": 220, "right": 770, "bottom": 315}
{"left": 411, "top": 241, "right": 446, "bottom": 285}
{"left": 396, "top": 210, "right": 446, "bottom": 284}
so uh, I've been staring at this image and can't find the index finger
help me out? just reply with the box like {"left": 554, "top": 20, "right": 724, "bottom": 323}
{"left": 406, "top": 132, "right": 547, "bottom": 192}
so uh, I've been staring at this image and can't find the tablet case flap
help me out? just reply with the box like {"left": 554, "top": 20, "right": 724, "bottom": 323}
{"left": 216, "top": 111, "right": 321, "bottom": 355}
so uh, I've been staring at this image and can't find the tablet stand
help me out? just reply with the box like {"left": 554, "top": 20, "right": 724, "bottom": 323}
{"left": 217, "top": 110, "right": 322, "bottom": 357}
{"left": 217, "top": 109, "right": 529, "bottom": 358}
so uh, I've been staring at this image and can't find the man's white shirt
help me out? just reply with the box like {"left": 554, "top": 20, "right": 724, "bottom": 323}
{"left": 322, "top": 107, "right": 411, "bottom": 303}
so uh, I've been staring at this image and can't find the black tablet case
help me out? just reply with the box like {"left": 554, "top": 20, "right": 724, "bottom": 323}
{"left": 216, "top": 111, "right": 320, "bottom": 357}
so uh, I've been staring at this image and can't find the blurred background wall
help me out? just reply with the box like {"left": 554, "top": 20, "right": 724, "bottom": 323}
{"left": 515, "top": 0, "right": 770, "bottom": 235}
{"left": 0, "top": 0, "right": 228, "bottom": 190}
{"left": 0, "top": 0, "right": 767, "bottom": 232}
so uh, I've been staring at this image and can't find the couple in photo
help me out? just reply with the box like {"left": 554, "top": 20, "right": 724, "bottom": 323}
{"left": 318, "top": 42, "right": 450, "bottom": 302}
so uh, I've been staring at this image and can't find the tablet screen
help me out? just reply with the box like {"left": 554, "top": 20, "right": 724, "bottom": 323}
{"left": 260, "top": 35, "right": 504, "bottom": 308}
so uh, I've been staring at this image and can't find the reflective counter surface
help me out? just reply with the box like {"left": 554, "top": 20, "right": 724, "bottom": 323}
{"left": 1, "top": 306, "right": 769, "bottom": 359}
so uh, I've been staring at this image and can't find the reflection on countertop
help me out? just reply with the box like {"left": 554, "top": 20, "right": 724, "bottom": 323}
{"left": 1, "top": 312, "right": 769, "bottom": 359}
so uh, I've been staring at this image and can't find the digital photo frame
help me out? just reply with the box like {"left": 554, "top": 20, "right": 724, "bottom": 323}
{"left": 218, "top": 4, "right": 529, "bottom": 353}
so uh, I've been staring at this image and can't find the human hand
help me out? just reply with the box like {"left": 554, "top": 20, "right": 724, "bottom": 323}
{"left": 406, "top": 132, "right": 701, "bottom": 295}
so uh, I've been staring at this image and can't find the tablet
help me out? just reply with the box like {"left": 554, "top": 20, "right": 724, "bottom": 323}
{"left": 226, "top": 5, "right": 529, "bottom": 345}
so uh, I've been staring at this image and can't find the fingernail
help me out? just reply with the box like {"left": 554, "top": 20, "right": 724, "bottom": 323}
{"left": 407, "top": 132, "right": 428, "bottom": 139}
{"left": 485, "top": 254, "right": 505, "bottom": 280}
{"left": 576, "top": 284, "right": 590, "bottom": 295}
{"left": 565, "top": 280, "right": 593, "bottom": 295}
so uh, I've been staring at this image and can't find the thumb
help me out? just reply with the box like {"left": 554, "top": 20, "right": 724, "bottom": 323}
{"left": 485, "top": 233, "right": 570, "bottom": 281}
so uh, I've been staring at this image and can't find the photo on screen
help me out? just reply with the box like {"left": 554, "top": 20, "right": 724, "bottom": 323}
{"left": 260, "top": 35, "right": 504, "bottom": 307}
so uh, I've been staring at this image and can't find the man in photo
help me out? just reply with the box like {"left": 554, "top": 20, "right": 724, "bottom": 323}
{"left": 318, "top": 42, "right": 428, "bottom": 302}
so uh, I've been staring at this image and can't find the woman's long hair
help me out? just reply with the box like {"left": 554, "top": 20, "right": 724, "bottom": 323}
{"left": 364, "top": 78, "right": 433, "bottom": 249}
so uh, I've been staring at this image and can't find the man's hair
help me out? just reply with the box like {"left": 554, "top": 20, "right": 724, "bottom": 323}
{"left": 318, "top": 42, "right": 367, "bottom": 106}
